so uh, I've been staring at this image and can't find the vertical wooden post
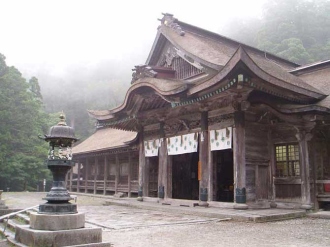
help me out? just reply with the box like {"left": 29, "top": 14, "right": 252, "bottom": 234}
{"left": 158, "top": 122, "right": 166, "bottom": 199}
{"left": 69, "top": 166, "right": 73, "bottom": 191}
{"left": 77, "top": 162, "right": 81, "bottom": 193}
{"left": 103, "top": 155, "right": 108, "bottom": 195}
{"left": 199, "top": 111, "right": 209, "bottom": 206}
{"left": 208, "top": 149, "right": 213, "bottom": 201}
{"left": 138, "top": 131, "right": 145, "bottom": 201}
{"left": 115, "top": 153, "right": 119, "bottom": 194}
{"left": 296, "top": 130, "right": 313, "bottom": 209}
{"left": 268, "top": 130, "right": 277, "bottom": 207}
{"left": 233, "top": 108, "right": 248, "bottom": 209}
{"left": 93, "top": 157, "right": 97, "bottom": 194}
{"left": 144, "top": 158, "right": 150, "bottom": 197}
{"left": 85, "top": 158, "right": 88, "bottom": 193}
{"left": 128, "top": 152, "right": 132, "bottom": 198}
{"left": 165, "top": 155, "right": 173, "bottom": 199}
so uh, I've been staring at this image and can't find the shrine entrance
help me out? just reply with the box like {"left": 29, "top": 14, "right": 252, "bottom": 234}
{"left": 214, "top": 149, "right": 234, "bottom": 202}
{"left": 172, "top": 152, "right": 199, "bottom": 200}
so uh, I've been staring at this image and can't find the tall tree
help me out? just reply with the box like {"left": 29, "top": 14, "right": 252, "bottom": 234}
{"left": 0, "top": 54, "right": 51, "bottom": 191}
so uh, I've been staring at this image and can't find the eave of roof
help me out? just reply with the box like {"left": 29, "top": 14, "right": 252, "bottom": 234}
{"left": 72, "top": 127, "right": 137, "bottom": 156}
{"left": 88, "top": 77, "right": 188, "bottom": 120}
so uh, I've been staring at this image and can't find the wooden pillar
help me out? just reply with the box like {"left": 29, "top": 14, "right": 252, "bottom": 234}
{"left": 199, "top": 111, "right": 209, "bottom": 206}
{"left": 158, "top": 139, "right": 167, "bottom": 199}
{"left": 268, "top": 130, "right": 277, "bottom": 207}
{"left": 144, "top": 158, "right": 150, "bottom": 197}
{"left": 158, "top": 122, "right": 166, "bottom": 199}
{"left": 93, "top": 157, "right": 97, "bottom": 194}
{"left": 137, "top": 131, "right": 145, "bottom": 201}
{"left": 77, "top": 162, "right": 81, "bottom": 193}
{"left": 115, "top": 153, "right": 119, "bottom": 194}
{"left": 165, "top": 155, "right": 173, "bottom": 199}
{"left": 208, "top": 147, "right": 213, "bottom": 201}
{"left": 233, "top": 109, "right": 248, "bottom": 209}
{"left": 296, "top": 130, "right": 313, "bottom": 209}
{"left": 128, "top": 152, "right": 132, "bottom": 198}
{"left": 85, "top": 158, "right": 88, "bottom": 193}
{"left": 69, "top": 166, "right": 73, "bottom": 191}
{"left": 103, "top": 155, "right": 108, "bottom": 195}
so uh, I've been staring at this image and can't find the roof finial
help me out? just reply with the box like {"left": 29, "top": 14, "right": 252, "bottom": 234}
{"left": 158, "top": 13, "right": 185, "bottom": 36}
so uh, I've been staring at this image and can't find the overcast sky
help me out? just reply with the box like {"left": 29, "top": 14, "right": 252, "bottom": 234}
{"left": 1, "top": 0, "right": 265, "bottom": 77}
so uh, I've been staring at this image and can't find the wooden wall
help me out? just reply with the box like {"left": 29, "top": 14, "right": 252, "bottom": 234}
{"left": 245, "top": 122, "right": 270, "bottom": 202}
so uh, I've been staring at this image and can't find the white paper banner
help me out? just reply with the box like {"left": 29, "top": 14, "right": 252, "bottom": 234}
{"left": 210, "top": 127, "right": 232, "bottom": 151}
{"left": 144, "top": 139, "right": 160, "bottom": 157}
{"left": 167, "top": 133, "right": 198, "bottom": 156}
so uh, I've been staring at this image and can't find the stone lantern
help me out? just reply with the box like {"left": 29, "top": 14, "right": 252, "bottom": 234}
{"left": 14, "top": 113, "right": 110, "bottom": 246}
{"left": 39, "top": 113, "right": 78, "bottom": 214}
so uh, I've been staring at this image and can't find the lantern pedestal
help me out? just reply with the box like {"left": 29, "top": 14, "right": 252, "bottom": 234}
{"left": 39, "top": 159, "right": 77, "bottom": 214}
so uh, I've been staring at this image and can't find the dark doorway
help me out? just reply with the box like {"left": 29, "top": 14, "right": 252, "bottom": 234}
{"left": 172, "top": 152, "right": 199, "bottom": 200}
{"left": 147, "top": 157, "right": 159, "bottom": 197}
{"left": 214, "top": 149, "right": 234, "bottom": 202}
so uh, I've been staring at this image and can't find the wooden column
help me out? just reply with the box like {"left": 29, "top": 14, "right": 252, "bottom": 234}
{"left": 268, "top": 130, "right": 277, "bottom": 207}
{"left": 199, "top": 111, "right": 209, "bottom": 206}
{"left": 77, "top": 162, "right": 81, "bottom": 193}
{"left": 69, "top": 166, "right": 73, "bottom": 191}
{"left": 85, "top": 158, "right": 88, "bottom": 193}
{"left": 93, "top": 157, "right": 97, "bottom": 194}
{"left": 144, "top": 158, "right": 150, "bottom": 197}
{"left": 103, "top": 155, "right": 108, "bottom": 195}
{"left": 158, "top": 139, "right": 167, "bottom": 199}
{"left": 128, "top": 153, "right": 132, "bottom": 197}
{"left": 208, "top": 147, "right": 213, "bottom": 201}
{"left": 296, "top": 130, "right": 313, "bottom": 209}
{"left": 233, "top": 109, "right": 248, "bottom": 209}
{"left": 165, "top": 155, "right": 173, "bottom": 199}
{"left": 159, "top": 122, "right": 167, "bottom": 200}
{"left": 115, "top": 154, "right": 119, "bottom": 194}
{"left": 138, "top": 131, "right": 145, "bottom": 201}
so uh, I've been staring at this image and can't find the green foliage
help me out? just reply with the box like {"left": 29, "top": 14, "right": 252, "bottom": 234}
{"left": 0, "top": 54, "right": 51, "bottom": 191}
{"left": 222, "top": 0, "right": 330, "bottom": 64}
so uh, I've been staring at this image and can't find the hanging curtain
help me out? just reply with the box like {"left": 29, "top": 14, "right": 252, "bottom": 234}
{"left": 144, "top": 139, "right": 160, "bottom": 157}
{"left": 210, "top": 127, "right": 232, "bottom": 151}
{"left": 167, "top": 133, "right": 198, "bottom": 156}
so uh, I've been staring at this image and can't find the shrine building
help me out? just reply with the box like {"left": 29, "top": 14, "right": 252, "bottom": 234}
{"left": 71, "top": 14, "right": 330, "bottom": 210}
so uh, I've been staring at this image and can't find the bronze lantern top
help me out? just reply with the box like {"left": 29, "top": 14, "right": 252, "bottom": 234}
{"left": 42, "top": 113, "right": 78, "bottom": 146}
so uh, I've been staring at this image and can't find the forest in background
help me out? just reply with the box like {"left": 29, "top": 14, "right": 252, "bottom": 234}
{"left": 1, "top": 0, "right": 330, "bottom": 191}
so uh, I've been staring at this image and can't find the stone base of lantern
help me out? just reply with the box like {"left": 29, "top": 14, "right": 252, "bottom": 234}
{"left": 39, "top": 202, "right": 77, "bottom": 214}
{"left": 14, "top": 212, "right": 111, "bottom": 247}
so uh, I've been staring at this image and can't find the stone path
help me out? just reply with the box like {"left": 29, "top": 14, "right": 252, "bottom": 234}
{"left": 2, "top": 192, "right": 330, "bottom": 247}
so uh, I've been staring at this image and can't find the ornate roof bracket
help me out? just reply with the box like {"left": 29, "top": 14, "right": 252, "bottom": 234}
{"left": 131, "top": 65, "right": 157, "bottom": 84}
{"left": 171, "top": 75, "right": 246, "bottom": 108}
{"left": 159, "top": 13, "right": 185, "bottom": 36}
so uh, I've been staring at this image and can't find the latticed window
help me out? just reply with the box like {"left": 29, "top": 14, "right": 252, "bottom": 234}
{"left": 275, "top": 144, "right": 300, "bottom": 177}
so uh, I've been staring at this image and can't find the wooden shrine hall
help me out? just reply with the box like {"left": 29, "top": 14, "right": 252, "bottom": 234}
{"left": 71, "top": 14, "right": 330, "bottom": 210}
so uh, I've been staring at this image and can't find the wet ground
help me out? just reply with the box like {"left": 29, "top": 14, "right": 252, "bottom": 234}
{"left": 2, "top": 192, "right": 330, "bottom": 247}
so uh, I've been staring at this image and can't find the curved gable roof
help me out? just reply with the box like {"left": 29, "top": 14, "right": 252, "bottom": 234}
{"left": 188, "top": 46, "right": 325, "bottom": 100}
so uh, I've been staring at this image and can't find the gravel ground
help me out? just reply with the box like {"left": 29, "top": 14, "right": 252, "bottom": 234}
{"left": 2, "top": 192, "right": 330, "bottom": 247}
